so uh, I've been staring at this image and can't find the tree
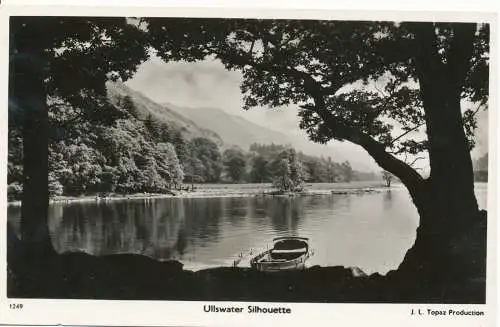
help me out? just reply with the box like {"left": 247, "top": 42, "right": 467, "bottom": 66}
{"left": 382, "top": 171, "right": 394, "bottom": 187}
{"left": 185, "top": 137, "right": 223, "bottom": 183}
{"left": 170, "top": 129, "right": 188, "bottom": 163}
{"left": 158, "top": 122, "right": 171, "bottom": 143}
{"left": 223, "top": 148, "right": 247, "bottom": 182}
{"left": 249, "top": 154, "right": 272, "bottom": 183}
{"left": 146, "top": 19, "right": 489, "bottom": 283}
{"left": 272, "top": 158, "right": 293, "bottom": 191}
{"left": 121, "top": 95, "right": 140, "bottom": 119}
{"left": 287, "top": 149, "right": 304, "bottom": 190}
{"left": 301, "top": 155, "right": 327, "bottom": 182}
{"left": 144, "top": 113, "right": 161, "bottom": 141}
{"left": 271, "top": 148, "right": 304, "bottom": 192}
{"left": 155, "top": 142, "right": 184, "bottom": 186}
{"left": 9, "top": 17, "right": 149, "bottom": 255}
{"left": 58, "top": 143, "right": 105, "bottom": 195}
{"left": 339, "top": 161, "right": 354, "bottom": 183}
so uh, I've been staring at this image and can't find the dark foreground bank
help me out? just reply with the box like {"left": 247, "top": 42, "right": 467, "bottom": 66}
{"left": 7, "top": 225, "right": 485, "bottom": 303}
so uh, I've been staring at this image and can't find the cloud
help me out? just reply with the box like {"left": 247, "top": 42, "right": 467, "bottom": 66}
{"left": 127, "top": 55, "right": 304, "bottom": 134}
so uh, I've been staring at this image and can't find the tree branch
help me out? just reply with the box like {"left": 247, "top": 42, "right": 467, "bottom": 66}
{"left": 470, "top": 102, "right": 485, "bottom": 117}
{"left": 408, "top": 156, "right": 425, "bottom": 167}
{"left": 248, "top": 40, "right": 255, "bottom": 56}
{"left": 390, "top": 122, "right": 425, "bottom": 145}
{"left": 314, "top": 107, "right": 425, "bottom": 190}
{"left": 300, "top": 78, "right": 425, "bottom": 191}
{"left": 373, "top": 82, "right": 387, "bottom": 97}
{"left": 217, "top": 44, "right": 425, "bottom": 194}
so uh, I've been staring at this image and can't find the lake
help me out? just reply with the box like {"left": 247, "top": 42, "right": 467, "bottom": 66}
{"left": 7, "top": 183, "right": 488, "bottom": 275}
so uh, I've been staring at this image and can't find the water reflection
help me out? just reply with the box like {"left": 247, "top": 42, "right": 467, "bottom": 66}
{"left": 6, "top": 183, "right": 488, "bottom": 274}
{"left": 267, "top": 197, "right": 303, "bottom": 233}
{"left": 383, "top": 190, "right": 393, "bottom": 210}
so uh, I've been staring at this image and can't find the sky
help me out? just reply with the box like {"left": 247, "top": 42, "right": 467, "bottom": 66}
{"left": 126, "top": 55, "right": 301, "bottom": 134}
{"left": 126, "top": 55, "right": 489, "bottom": 171}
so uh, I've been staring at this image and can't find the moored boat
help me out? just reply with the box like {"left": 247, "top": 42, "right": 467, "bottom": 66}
{"left": 250, "top": 237, "right": 312, "bottom": 272}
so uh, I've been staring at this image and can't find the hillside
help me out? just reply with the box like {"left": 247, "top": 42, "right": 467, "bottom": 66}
{"left": 162, "top": 103, "right": 292, "bottom": 150}
{"left": 107, "top": 82, "right": 223, "bottom": 145}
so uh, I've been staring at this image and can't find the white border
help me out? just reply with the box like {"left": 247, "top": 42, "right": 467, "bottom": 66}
{"left": 0, "top": 3, "right": 498, "bottom": 327}
{"left": 1, "top": 0, "right": 500, "bottom": 12}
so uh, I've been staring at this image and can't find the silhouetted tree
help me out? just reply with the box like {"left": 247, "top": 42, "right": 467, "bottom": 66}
{"left": 382, "top": 171, "right": 394, "bottom": 187}
{"left": 146, "top": 19, "right": 489, "bottom": 282}
{"left": 9, "top": 17, "right": 149, "bottom": 254}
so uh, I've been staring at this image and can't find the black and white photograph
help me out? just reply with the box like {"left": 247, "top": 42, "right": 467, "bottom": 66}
{"left": 1, "top": 5, "right": 496, "bottom": 326}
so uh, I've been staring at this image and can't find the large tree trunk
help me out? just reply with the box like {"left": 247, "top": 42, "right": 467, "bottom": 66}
{"left": 348, "top": 23, "right": 486, "bottom": 301}
{"left": 393, "top": 24, "right": 486, "bottom": 297}
{"left": 10, "top": 36, "right": 54, "bottom": 257}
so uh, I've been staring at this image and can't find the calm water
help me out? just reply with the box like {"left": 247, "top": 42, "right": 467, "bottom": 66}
{"left": 7, "top": 183, "right": 488, "bottom": 275}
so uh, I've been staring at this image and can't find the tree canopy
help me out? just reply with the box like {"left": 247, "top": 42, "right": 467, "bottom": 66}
{"left": 145, "top": 19, "right": 488, "bottom": 187}
{"left": 10, "top": 17, "right": 150, "bottom": 126}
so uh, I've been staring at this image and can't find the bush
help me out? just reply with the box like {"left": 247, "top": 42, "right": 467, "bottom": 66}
{"left": 48, "top": 179, "right": 64, "bottom": 197}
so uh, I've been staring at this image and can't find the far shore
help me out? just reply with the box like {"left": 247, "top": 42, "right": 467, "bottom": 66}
{"left": 7, "top": 181, "right": 391, "bottom": 207}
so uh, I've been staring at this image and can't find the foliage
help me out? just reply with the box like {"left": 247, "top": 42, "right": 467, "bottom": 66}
{"left": 7, "top": 128, "right": 23, "bottom": 185}
{"left": 222, "top": 148, "right": 247, "bottom": 182}
{"left": 184, "top": 137, "right": 223, "bottom": 183}
{"left": 156, "top": 142, "right": 184, "bottom": 185}
{"left": 8, "top": 95, "right": 188, "bottom": 197}
{"left": 7, "top": 182, "right": 23, "bottom": 201}
{"left": 248, "top": 143, "right": 362, "bottom": 184}
{"left": 7, "top": 115, "right": 372, "bottom": 199}
{"left": 271, "top": 148, "right": 304, "bottom": 192}
{"left": 121, "top": 95, "right": 140, "bottom": 119}
{"left": 249, "top": 154, "right": 272, "bottom": 183}
{"left": 10, "top": 17, "right": 150, "bottom": 126}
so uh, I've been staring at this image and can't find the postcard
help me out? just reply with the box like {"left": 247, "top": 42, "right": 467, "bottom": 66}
{"left": 0, "top": 3, "right": 497, "bottom": 327}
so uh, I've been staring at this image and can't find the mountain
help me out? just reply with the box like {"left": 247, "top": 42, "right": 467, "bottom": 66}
{"left": 161, "top": 103, "right": 292, "bottom": 150}
{"left": 107, "top": 82, "right": 223, "bottom": 145}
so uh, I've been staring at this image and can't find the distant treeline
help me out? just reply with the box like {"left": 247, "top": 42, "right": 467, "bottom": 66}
{"left": 473, "top": 171, "right": 488, "bottom": 182}
{"left": 7, "top": 95, "right": 377, "bottom": 200}
{"left": 473, "top": 153, "right": 488, "bottom": 182}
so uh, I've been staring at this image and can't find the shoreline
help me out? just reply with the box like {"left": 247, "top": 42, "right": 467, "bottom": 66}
{"left": 7, "top": 182, "right": 390, "bottom": 207}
